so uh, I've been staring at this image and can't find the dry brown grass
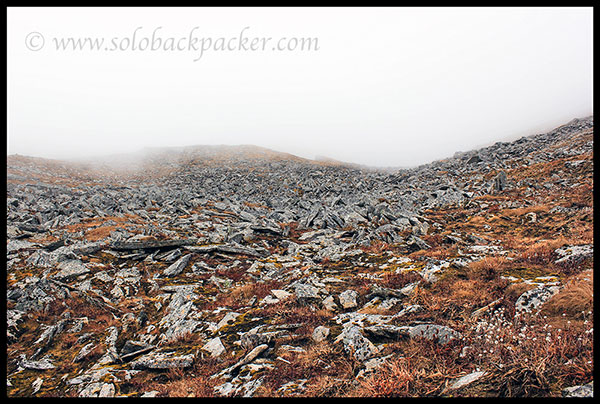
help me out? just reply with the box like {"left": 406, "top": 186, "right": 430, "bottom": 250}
{"left": 360, "top": 240, "right": 392, "bottom": 255}
{"left": 504, "top": 282, "right": 535, "bottom": 304}
{"left": 137, "top": 355, "right": 239, "bottom": 397}
{"left": 262, "top": 301, "right": 333, "bottom": 339}
{"left": 63, "top": 214, "right": 142, "bottom": 234}
{"left": 468, "top": 256, "right": 511, "bottom": 281}
{"left": 408, "top": 257, "right": 512, "bottom": 320}
{"left": 540, "top": 270, "right": 593, "bottom": 320}
{"left": 205, "top": 280, "right": 284, "bottom": 311}
{"left": 84, "top": 225, "right": 131, "bottom": 241}
{"left": 355, "top": 359, "right": 415, "bottom": 396}
{"left": 301, "top": 375, "right": 354, "bottom": 397}
{"left": 357, "top": 306, "right": 394, "bottom": 315}
{"left": 353, "top": 338, "right": 463, "bottom": 397}
{"left": 352, "top": 294, "right": 594, "bottom": 398}
{"left": 409, "top": 245, "right": 459, "bottom": 260}
{"left": 515, "top": 238, "right": 568, "bottom": 266}
{"left": 502, "top": 205, "right": 552, "bottom": 217}
{"left": 258, "top": 341, "right": 356, "bottom": 397}
{"left": 446, "top": 279, "right": 483, "bottom": 302}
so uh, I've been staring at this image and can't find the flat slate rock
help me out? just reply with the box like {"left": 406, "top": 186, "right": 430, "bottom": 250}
{"left": 53, "top": 260, "right": 90, "bottom": 280}
{"left": 110, "top": 239, "right": 198, "bottom": 251}
{"left": 408, "top": 324, "right": 461, "bottom": 345}
{"left": 130, "top": 352, "right": 194, "bottom": 370}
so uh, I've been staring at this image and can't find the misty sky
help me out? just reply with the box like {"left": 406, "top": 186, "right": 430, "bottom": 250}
{"left": 7, "top": 7, "right": 593, "bottom": 167}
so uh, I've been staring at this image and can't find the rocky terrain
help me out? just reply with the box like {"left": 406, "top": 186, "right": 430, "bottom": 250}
{"left": 5, "top": 117, "right": 594, "bottom": 397}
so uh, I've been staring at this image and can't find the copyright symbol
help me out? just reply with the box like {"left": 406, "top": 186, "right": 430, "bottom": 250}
{"left": 25, "top": 32, "right": 45, "bottom": 51}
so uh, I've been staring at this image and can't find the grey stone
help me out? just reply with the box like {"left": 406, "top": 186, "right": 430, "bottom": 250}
{"left": 203, "top": 337, "right": 226, "bottom": 357}
{"left": 363, "top": 324, "right": 412, "bottom": 340}
{"left": 448, "top": 371, "right": 487, "bottom": 390}
{"left": 562, "top": 382, "right": 593, "bottom": 398}
{"left": 492, "top": 171, "right": 508, "bottom": 192}
{"left": 336, "top": 326, "right": 378, "bottom": 362}
{"left": 162, "top": 253, "right": 192, "bottom": 277}
{"left": 32, "top": 377, "right": 44, "bottom": 394}
{"left": 20, "top": 355, "right": 55, "bottom": 370}
{"left": 339, "top": 289, "right": 358, "bottom": 309}
{"left": 130, "top": 352, "right": 194, "bottom": 370}
{"left": 555, "top": 244, "right": 593, "bottom": 266}
{"left": 515, "top": 285, "right": 560, "bottom": 315}
{"left": 53, "top": 260, "right": 90, "bottom": 280}
{"left": 98, "top": 383, "right": 116, "bottom": 397}
{"left": 322, "top": 295, "right": 338, "bottom": 311}
{"left": 271, "top": 289, "right": 292, "bottom": 300}
{"left": 216, "top": 312, "right": 242, "bottom": 330}
{"left": 408, "top": 324, "right": 461, "bottom": 345}
{"left": 294, "top": 283, "right": 320, "bottom": 300}
{"left": 119, "top": 341, "right": 155, "bottom": 361}
{"left": 312, "top": 326, "right": 330, "bottom": 342}
{"left": 73, "top": 343, "right": 96, "bottom": 363}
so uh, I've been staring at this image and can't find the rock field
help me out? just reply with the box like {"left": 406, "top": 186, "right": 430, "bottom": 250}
{"left": 5, "top": 117, "right": 594, "bottom": 397}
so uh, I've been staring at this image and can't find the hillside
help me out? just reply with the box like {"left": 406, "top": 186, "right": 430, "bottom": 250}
{"left": 5, "top": 116, "right": 594, "bottom": 397}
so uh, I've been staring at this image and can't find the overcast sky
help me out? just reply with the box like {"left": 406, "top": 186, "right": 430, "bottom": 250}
{"left": 7, "top": 7, "right": 593, "bottom": 167}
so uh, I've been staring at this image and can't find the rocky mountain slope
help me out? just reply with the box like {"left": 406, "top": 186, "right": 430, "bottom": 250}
{"left": 5, "top": 117, "right": 594, "bottom": 397}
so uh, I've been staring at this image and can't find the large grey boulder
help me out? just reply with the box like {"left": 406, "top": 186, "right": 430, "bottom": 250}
{"left": 130, "top": 352, "right": 194, "bottom": 370}
{"left": 555, "top": 245, "right": 593, "bottom": 266}
{"left": 119, "top": 341, "right": 155, "bottom": 361}
{"left": 515, "top": 285, "right": 560, "bottom": 315}
{"left": 336, "top": 326, "right": 378, "bottom": 362}
{"left": 491, "top": 171, "right": 508, "bottom": 192}
{"left": 53, "top": 260, "right": 90, "bottom": 280}
{"left": 408, "top": 324, "right": 461, "bottom": 345}
{"left": 294, "top": 283, "right": 321, "bottom": 300}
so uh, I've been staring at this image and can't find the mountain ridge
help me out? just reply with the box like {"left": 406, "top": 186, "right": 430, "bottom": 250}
{"left": 7, "top": 115, "right": 593, "bottom": 172}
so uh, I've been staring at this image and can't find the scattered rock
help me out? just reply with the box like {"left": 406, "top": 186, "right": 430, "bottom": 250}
{"left": 339, "top": 290, "right": 358, "bottom": 309}
{"left": 515, "top": 285, "right": 560, "bottom": 315}
{"left": 312, "top": 326, "right": 330, "bottom": 342}
{"left": 408, "top": 324, "right": 461, "bottom": 345}
{"left": 20, "top": 355, "right": 55, "bottom": 370}
{"left": 336, "top": 326, "right": 378, "bottom": 362}
{"left": 448, "top": 371, "right": 487, "bottom": 390}
{"left": 53, "top": 260, "right": 90, "bottom": 280}
{"left": 163, "top": 254, "right": 192, "bottom": 277}
{"left": 130, "top": 352, "right": 195, "bottom": 370}
{"left": 203, "top": 337, "right": 226, "bottom": 358}
{"left": 562, "top": 381, "right": 593, "bottom": 398}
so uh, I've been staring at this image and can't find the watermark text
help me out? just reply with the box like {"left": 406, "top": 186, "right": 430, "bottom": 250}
{"left": 25, "top": 26, "right": 320, "bottom": 61}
